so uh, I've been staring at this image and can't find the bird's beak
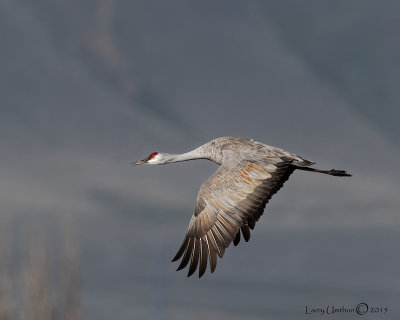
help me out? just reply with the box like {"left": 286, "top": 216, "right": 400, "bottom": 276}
{"left": 131, "top": 159, "right": 147, "bottom": 166}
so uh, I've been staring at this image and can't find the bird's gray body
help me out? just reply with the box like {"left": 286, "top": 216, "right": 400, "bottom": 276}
{"left": 133, "top": 136, "right": 350, "bottom": 278}
{"left": 197, "top": 136, "right": 312, "bottom": 165}
{"left": 191, "top": 137, "right": 312, "bottom": 215}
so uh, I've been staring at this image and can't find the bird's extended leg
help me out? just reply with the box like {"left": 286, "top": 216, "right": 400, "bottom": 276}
{"left": 294, "top": 166, "right": 351, "bottom": 177}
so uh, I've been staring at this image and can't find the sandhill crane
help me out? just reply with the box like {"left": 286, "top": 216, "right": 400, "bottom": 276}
{"left": 132, "top": 137, "right": 351, "bottom": 278}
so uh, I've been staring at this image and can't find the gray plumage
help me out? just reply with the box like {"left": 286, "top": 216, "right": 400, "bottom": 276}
{"left": 132, "top": 136, "right": 351, "bottom": 278}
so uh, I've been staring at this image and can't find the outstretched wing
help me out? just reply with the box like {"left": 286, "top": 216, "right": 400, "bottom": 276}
{"left": 172, "top": 156, "right": 297, "bottom": 278}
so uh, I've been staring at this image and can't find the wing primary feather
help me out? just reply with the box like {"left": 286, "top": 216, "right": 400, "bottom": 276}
{"left": 241, "top": 224, "right": 251, "bottom": 242}
{"left": 176, "top": 238, "right": 193, "bottom": 271}
{"left": 215, "top": 220, "right": 233, "bottom": 243}
{"left": 247, "top": 215, "right": 256, "bottom": 229}
{"left": 172, "top": 237, "right": 189, "bottom": 262}
{"left": 199, "top": 238, "right": 208, "bottom": 278}
{"left": 205, "top": 234, "right": 217, "bottom": 273}
{"left": 207, "top": 230, "right": 221, "bottom": 257}
{"left": 233, "top": 231, "right": 240, "bottom": 246}
{"left": 188, "top": 238, "right": 200, "bottom": 277}
{"left": 211, "top": 228, "right": 226, "bottom": 257}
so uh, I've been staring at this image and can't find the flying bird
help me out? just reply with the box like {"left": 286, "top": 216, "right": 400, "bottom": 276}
{"left": 132, "top": 137, "right": 351, "bottom": 278}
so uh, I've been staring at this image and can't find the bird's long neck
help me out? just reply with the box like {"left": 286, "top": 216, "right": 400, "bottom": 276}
{"left": 163, "top": 147, "right": 207, "bottom": 164}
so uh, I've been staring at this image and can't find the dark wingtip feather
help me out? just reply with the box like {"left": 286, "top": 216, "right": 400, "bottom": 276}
{"left": 233, "top": 231, "right": 240, "bottom": 246}
{"left": 247, "top": 216, "right": 256, "bottom": 230}
{"left": 172, "top": 237, "right": 188, "bottom": 262}
{"left": 187, "top": 238, "right": 200, "bottom": 277}
{"left": 241, "top": 224, "right": 251, "bottom": 242}
{"left": 198, "top": 238, "right": 208, "bottom": 278}
{"left": 206, "top": 234, "right": 217, "bottom": 273}
{"left": 176, "top": 262, "right": 188, "bottom": 271}
{"left": 209, "top": 251, "right": 217, "bottom": 273}
{"left": 176, "top": 238, "right": 193, "bottom": 271}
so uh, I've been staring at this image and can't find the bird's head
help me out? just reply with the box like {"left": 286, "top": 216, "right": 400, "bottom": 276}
{"left": 132, "top": 152, "right": 165, "bottom": 165}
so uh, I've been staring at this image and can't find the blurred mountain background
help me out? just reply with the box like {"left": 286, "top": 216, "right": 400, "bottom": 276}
{"left": 1, "top": 0, "right": 399, "bottom": 319}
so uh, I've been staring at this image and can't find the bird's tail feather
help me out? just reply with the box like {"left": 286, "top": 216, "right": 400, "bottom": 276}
{"left": 294, "top": 166, "right": 351, "bottom": 177}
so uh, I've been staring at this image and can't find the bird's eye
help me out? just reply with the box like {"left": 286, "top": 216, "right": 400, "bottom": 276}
{"left": 148, "top": 152, "right": 158, "bottom": 159}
